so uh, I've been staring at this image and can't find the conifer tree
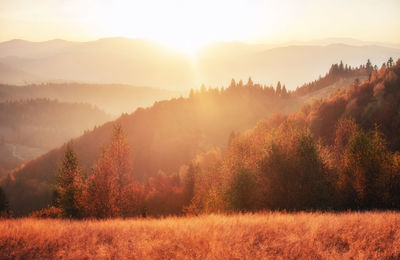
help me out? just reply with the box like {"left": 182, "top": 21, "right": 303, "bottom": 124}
{"left": 281, "top": 85, "right": 288, "bottom": 98}
{"left": 0, "top": 187, "right": 9, "bottom": 213}
{"left": 276, "top": 81, "right": 282, "bottom": 96}
{"left": 230, "top": 78, "right": 236, "bottom": 88}
{"left": 388, "top": 57, "right": 394, "bottom": 67}
{"left": 246, "top": 77, "right": 253, "bottom": 87}
{"left": 56, "top": 144, "right": 83, "bottom": 218}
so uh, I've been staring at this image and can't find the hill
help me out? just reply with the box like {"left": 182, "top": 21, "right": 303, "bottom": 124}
{"left": 0, "top": 37, "right": 399, "bottom": 89}
{"left": 0, "top": 83, "right": 181, "bottom": 115}
{"left": 0, "top": 60, "right": 373, "bottom": 215}
{"left": 183, "top": 59, "right": 400, "bottom": 213}
{"left": 2, "top": 80, "right": 297, "bottom": 214}
{"left": 0, "top": 99, "right": 112, "bottom": 176}
{"left": 0, "top": 62, "right": 39, "bottom": 84}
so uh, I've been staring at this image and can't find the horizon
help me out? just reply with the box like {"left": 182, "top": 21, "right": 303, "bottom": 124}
{"left": 1, "top": 0, "right": 400, "bottom": 56}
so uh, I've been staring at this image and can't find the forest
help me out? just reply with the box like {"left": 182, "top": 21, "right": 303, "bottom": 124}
{"left": 1, "top": 58, "right": 398, "bottom": 218}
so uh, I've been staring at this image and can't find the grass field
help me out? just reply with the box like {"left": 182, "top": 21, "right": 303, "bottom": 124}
{"left": 1, "top": 212, "right": 400, "bottom": 259}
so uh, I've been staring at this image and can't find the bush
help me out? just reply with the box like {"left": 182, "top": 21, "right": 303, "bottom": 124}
{"left": 29, "top": 206, "right": 62, "bottom": 218}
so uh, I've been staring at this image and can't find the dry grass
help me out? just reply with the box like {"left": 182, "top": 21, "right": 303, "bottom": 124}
{"left": 1, "top": 212, "right": 400, "bottom": 259}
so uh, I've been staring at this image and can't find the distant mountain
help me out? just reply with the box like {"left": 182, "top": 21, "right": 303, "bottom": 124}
{"left": 0, "top": 39, "right": 78, "bottom": 58}
{"left": 0, "top": 37, "right": 399, "bottom": 90}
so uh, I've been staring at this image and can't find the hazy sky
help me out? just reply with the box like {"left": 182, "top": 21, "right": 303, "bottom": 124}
{"left": 1, "top": 0, "right": 399, "bottom": 52}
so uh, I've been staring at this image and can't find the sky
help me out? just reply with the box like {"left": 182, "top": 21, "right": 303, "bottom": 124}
{"left": 1, "top": 0, "right": 399, "bottom": 54}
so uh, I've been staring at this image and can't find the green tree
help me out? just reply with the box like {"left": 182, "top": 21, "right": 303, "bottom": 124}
{"left": 262, "top": 124, "right": 331, "bottom": 210}
{"left": 55, "top": 144, "right": 83, "bottom": 218}
{"left": 227, "top": 169, "right": 256, "bottom": 212}
{"left": 340, "top": 129, "right": 391, "bottom": 209}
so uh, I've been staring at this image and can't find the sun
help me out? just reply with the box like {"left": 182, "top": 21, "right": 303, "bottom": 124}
{"left": 153, "top": 36, "right": 209, "bottom": 59}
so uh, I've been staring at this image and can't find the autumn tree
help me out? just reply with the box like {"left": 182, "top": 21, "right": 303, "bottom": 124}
{"left": 55, "top": 144, "right": 83, "bottom": 218}
{"left": 84, "top": 124, "right": 139, "bottom": 218}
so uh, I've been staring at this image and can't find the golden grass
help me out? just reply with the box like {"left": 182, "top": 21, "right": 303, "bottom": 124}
{"left": 1, "top": 212, "right": 400, "bottom": 259}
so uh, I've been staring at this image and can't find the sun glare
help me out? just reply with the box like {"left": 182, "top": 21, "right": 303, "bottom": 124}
{"left": 154, "top": 37, "right": 209, "bottom": 59}
{"left": 94, "top": 0, "right": 265, "bottom": 59}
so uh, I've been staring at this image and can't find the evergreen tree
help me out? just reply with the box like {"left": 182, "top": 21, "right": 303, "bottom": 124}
{"left": 281, "top": 85, "right": 288, "bottom": 98}
{"left": 230, "top": 78, "right": 236, "bottom": 88}
{"left": 183, "top": 164, "right": 195, "bottom": 206}
{"left": 339, "top": 60, "right": 344, "bottom": 71}
{"left": 388, "top": 57, "right": 394, "bottom": 67}
{"left": 189, "top": 89, "right": 195, "bottom": 99}
{"left": 276, "top": 81, "right": 282, "bottom": 96}
{"left": 246, "top": 77, "right": 253, "bottom": 87}
{"left": 55, "top": 144, "right": 83, "bottom": 218}
{"left": 0, "top": 187, "right": 9, "bottom": 213}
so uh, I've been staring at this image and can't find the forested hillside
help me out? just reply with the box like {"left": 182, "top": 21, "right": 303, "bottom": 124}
{"left": 184, "top": 58, "right": 400, "bottom": 213}
{"left": 0, "top": 99, "right": 111, "bottom": 176}
{"left": 3, "top": 60, "right": 393, "bottom": 215}
{"left": 3, "top": 78, "right": 297, "bottom": 214}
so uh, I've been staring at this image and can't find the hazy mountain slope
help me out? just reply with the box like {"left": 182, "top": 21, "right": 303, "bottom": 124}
{"left": 0, "top": 39, "right": 78, "bottom": 58}
{"left": 0, "top": 38, "right": 398, "bottom": 90}
{"left": 0, "top": 99, "right": 112, "bottom": 176}
{"left": 0, "top": 62, "right": 39, "bottom": 84}
{"left": 0, "top": 83, "right": 182, "bottom": 115}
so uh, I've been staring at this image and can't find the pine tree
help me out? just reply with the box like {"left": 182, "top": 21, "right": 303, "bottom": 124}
{"left": 388, "top": 57, "right": 394, "bottom": 67}
{"left": 246, "top": 77, "right": 253, "bottom": 87}
{"left": 230, "top": 78, "right": 236, "bottom": 88}
{"left": 0, "top": 187, "right": 9, "bottom": 213}
{"left": 183, "top": 164, "right": 195, "bottom": 206}
{"left": 276, "top": 81, "right": 282, "bottom": 96}
{"left": 56, "top": 144, "right": 83, "bottom": 218}
{"left": 281, "top": 85, "right": 288, "bottom": 98}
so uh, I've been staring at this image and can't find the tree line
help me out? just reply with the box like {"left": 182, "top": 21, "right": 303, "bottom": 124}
{"left": 43, "top": 58, "right": 400, "bottom": 218}
{"left": 2, "top": 58, "right": 399, "bottom": 218}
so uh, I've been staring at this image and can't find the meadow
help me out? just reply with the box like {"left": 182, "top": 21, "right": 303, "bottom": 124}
{"left": 1, "top": 212, "right": 400, "bottom": 259}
